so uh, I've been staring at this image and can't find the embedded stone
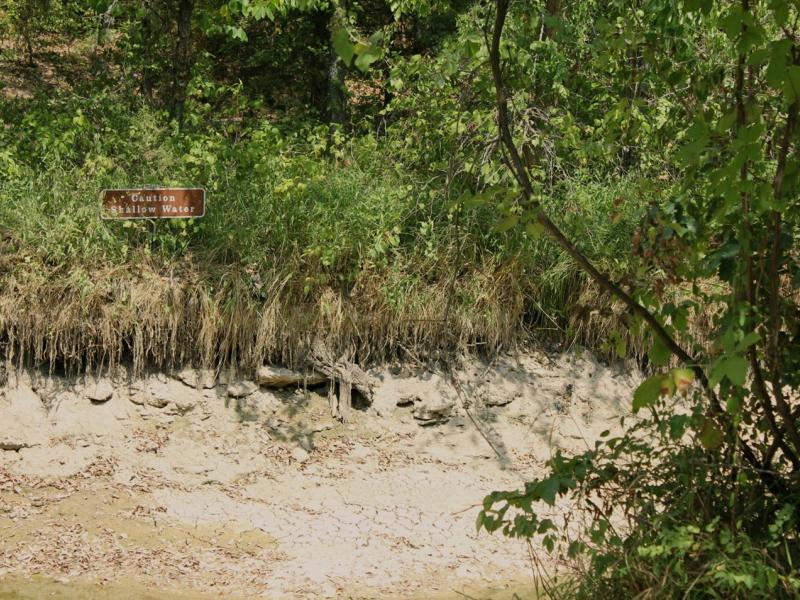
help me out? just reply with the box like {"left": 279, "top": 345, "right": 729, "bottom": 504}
{"left": 85, "top": 379, "right": 114, "bottom": 403}
{"left": 256, "top": 366, "right": 326, "bottom": 388}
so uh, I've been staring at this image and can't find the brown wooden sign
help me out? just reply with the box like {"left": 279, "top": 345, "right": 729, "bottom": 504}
{"left": 101, "top": 188, "right": 205, "bottom": 220}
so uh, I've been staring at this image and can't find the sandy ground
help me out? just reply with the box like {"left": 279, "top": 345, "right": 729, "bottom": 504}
{"left": 0, "top": 349, "right": 638, "bottom": 599}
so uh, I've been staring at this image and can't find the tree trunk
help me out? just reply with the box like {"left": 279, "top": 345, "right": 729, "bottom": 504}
{"left": 327, "top": 10, "right": 347, "bottom": 126}
{"left": 171, "top": 0, "right": 194, "bottom": 126}
{"left": 25, "top": 32, "right": 35, "bottom": 67}
{"left": 542, "top": 0, "right": 561, "bottom": 39}
{"left": 140, "top": 8, "right": 154, "bottom": 102}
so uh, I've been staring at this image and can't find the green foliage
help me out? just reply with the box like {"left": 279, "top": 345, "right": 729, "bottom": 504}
{"left": 477, "top": 0, "right": 800, "bottom": 598}
{"left": 479, "top": 396, "right": 800, "bottom": 598}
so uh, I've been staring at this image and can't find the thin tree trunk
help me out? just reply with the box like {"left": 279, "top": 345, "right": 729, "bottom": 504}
{"left": 171, "top": 0, "right": 194, "bottom": 126}
{"left": 542, "top": 0, "right": 561, "bottom": 39}
{"left": 25, "top": 33, "right": 34, "bottom": 67}
{"left": 327, "top": 9, "right": 347, "bottom": 126}
{"left": 140, "top": 7, "right": 154, "bottom": 101}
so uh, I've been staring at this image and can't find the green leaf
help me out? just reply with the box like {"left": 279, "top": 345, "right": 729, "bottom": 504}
{"left": 698, "top": 418, "right": 724, "bottom": 449}
{"left": 747, "top": 47, "right": 771, "bottom": 66}
{"left": 770, "top": 0, "right": 789, "bottom": 27}
{"left": 475, "top": 511, "right": 484, "bottom": 532}
{"left": 615, "top": 334, "right": 627, "bottom": 359}
{"left": 332, "top": 28, "right": 355, "bottom": 66}
{"left": 633, "top": 374, "right": 666, "bottom": 412}
{"left": 354, "top": 44, "right": 382, "bottom": 72}
{"left": 766, "top": 40, "right": 791, "bottom": 91}
{"left": 709, "top": 355, "right": 748, "bottom": 388}
{"left": 715, "top": 109, "right": 737, "bottom": 133}
{"left": 674, "top": 121, "right": 709, "bottom": 164}
{"left": 525, "top": 221, "right": 544, "bottom": 238}
{"left": 735, "top": 332, "right": 760, "bottom": 352}
{"left": 224, "top": 25, "right": 248, "bottom": 42}
{"left": 537, "top": 478, "right": 559, "bottom": 506}
{"left": 493, "top": 215, "right": 519, "bottom": 233}
{"left": 726, "top": 394, "right": 742, "bottom": 414}
{"left": 785, "top": 66, "right": 800, "bottom": 104}
{"left": 672, "top": 368, "right": 695, "bottom": 393}
{"left": 649, "top": 335, "right": 671, "bottom": 366}
{"left": 718, "top": 6, "right": 743, "bottom": 40}
{"left": 669, "top": 414, "right": 690, "bottom": 440}
{"left": 684, "top": 0, "right": 712, "bottom": 14}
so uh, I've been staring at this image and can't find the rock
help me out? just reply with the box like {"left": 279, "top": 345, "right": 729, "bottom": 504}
{"left": 413, "top": 397, "right": 455, "bottom": 425}
{"left": 227, "top": 381, "right": 257, "bottom": 398}
{"left": 0, "top": 438, "right": 30, "bottom": 451}
{"left": 396, "top": 395, "right": 416, "bottom": 407}
{"left": 145, "top": 394, "right": 170, "bottom": 409}
{"left": 144, "top": 379, "right": 199, "bottom": 410}
{"left": 176, "top": 368, "right": 216, "bottom": 389}
{"left": 256, "top": 366, "right": 326, "bottom": 388}
{"left": 479, "top": 388, "right": 518, "bottom": 407}
{"left": 85, "top": 379, "right": 114, "bottom": 403}
{"left": 290, "top": 446, "right": 309, "bottom": 463}
{"left": 166, "top": 394, "right": 197, "bottom": 415}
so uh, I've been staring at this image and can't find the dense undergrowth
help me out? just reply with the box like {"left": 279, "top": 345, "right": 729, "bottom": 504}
{"left": 0, "top": 85, "right": 647, "bottom": 372}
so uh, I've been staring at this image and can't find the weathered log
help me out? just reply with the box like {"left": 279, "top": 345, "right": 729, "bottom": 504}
{"left": 310, "top": 340, "right": 376, "bottom": 422}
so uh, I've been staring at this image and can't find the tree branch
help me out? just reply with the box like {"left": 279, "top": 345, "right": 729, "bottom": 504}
{"left": 489, "top": 1, "right": 701, "bottom": 382}
{"left": 767, "top": 95, "right": 800, "bottom": 454}
{"left": 487, "top": 0, "right": 785, "bottom": 493}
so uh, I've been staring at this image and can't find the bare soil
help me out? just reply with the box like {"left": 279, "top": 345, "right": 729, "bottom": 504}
{"left": 0, "top": 349, "right": 639, "bottom": 599}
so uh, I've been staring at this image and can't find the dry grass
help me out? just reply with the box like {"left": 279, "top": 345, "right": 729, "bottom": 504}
{"left": 0, "top": 255, "right": 530, "bottom": 375}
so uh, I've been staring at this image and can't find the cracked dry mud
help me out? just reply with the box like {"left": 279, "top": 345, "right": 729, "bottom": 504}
{"left": 0, "top": 350, "right": 639, "bottom": 599}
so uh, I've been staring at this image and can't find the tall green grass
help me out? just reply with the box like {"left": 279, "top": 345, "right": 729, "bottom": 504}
{"left": 0, "top": 95, "right": 649, "bottom": 370}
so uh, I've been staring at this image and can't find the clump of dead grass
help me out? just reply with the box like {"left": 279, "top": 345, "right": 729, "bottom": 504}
{"left": 0, "top": 253, "right": 531, "bottom": 375}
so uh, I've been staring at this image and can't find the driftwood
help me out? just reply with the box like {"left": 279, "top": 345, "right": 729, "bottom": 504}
{"left": 310, "top": 340, "right": 376, "bottom": 422}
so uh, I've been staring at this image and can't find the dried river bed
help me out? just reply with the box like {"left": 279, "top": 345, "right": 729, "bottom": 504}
{"left": 0, "top": 351, "right": 637, "bottom": 598}
{"left": 0, "top": 577, "right": 539, "bottom": 600}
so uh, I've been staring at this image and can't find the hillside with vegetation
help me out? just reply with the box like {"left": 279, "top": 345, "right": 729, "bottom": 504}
{"left": 1, "top": 0, "right": 799, "bottom": 598}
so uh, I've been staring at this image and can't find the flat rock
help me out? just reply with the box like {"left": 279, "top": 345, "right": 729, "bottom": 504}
{"left": 479, "top": 388, "right": 519, "bottom": 407}
{"left": 0, "top": 437, "right": 31, "bottom": 451}
{"left": 85, "top": 379, "right": 114, "bottom": 403}
{"left": 227, "top": 381, "right": 257, "bottom": 398}
{"left": 413, "top": 397, "right": 455, "bottom": 425}
{"left": 145, "top": 394, "right": 170, "bottom": 409}
{"left": 145, "top": 379, "right": 199, "bottom": 410}
{"left": 256, "top": 366, "right": 327, "bottom": 388}
{"left": 396, "top": 395, "right": 416, "bottom": 407}
{"left": 175, "top": 368, "right": 217, "bottom": 389}
{"left": 166, "top": 394, "right": 197, "bottom": 415}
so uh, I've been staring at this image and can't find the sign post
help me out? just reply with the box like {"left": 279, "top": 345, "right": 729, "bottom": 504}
{"left": 100, "top": 188, "right": 206, "bottom": 220}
